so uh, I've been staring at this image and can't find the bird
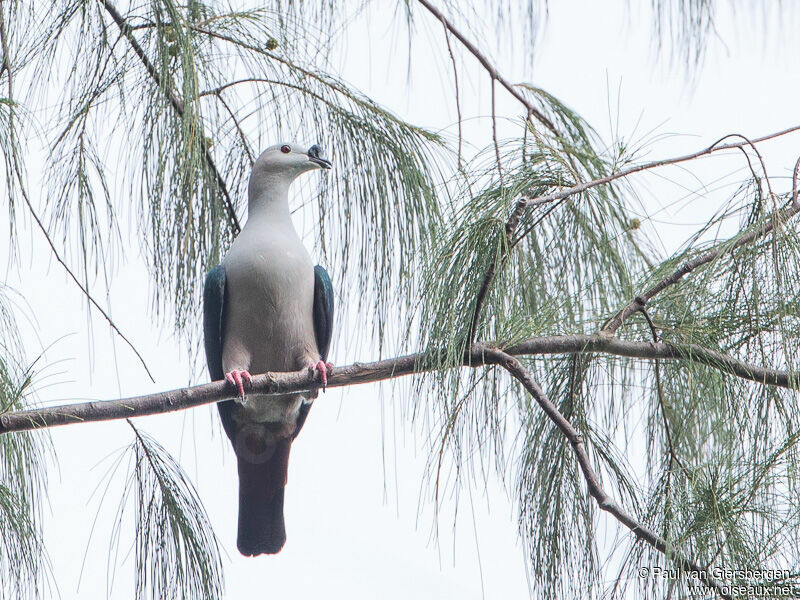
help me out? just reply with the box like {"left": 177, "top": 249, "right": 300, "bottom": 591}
{"left": 203, "top": 142, "right": 334, "bottom": 556}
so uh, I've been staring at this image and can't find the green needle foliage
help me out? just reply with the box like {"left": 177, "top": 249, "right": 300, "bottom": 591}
{"left": 116, "top": 423, "right": 223, "bottom": 600}
{"left": 1, "top": 1, "right": 800, "bottom": 599}
{"left": 36, "top": 0, "right": 444, "bottom": 345}
{"left": 0, "top": 326, "right": 51, "bottom": 600}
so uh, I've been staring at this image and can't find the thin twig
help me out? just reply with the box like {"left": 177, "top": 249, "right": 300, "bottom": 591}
{"left": 602, "top": 200, "right": 800, "bottom": 334}
{"left": 0, "top": 7, "right": 11, "bottom": 82}
{"left": 0, "top": 5, "right": 154, "bottom": 383}
{"left": 414, "top": 0, "right": 558, "bottom": 135}
{"left": 490, "top": 77, "right": 504, "bottom": 184}
{"left": 440, "top": 20, "right": 463, "bottom": 167}
{"left": 649, "top": 339, "right": 679, "bottom": 543}
{"left": 488, "top": 349, "right": 731, "bottom": 600}
{"left": 467, "top": 196, "right": 526, "bottom": 341}
{"left": 639, "top": 307, "right": 690, "bottom": 477}
{"left": 791, "top": 156, "right": 800, "bottom": 208}
{"left": 198, "top": 77, "right": 277, "bottom": 97}
{"left": 1, "top": 334, "right": 797, "bottom": 434}
{"left": 710, "top": 133, "right": 776, "bottom": 205}
{"left": 214, "top": 91, "right": 255, "bottom": 166}
{"left": 19, "top": 185, "right": 156, "bottom": 383}
{"left": 100, "top": 0, "right": 241, "bottom": 234}
{"left": 523, "top": 124, "right": 800, "bottom": 216}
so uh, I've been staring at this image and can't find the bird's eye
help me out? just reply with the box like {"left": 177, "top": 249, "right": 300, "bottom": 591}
{"left": 280, "top": 145, "right": 291, "bottom": 154}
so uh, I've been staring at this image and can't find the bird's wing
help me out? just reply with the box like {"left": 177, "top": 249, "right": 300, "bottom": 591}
{"left": 312, "top": 265, "right": 334, "bottom": 361}
{"left": 203, "top": 265, "right": 237, "bottom": 441}
{"left": 291, "top": 265, "right": 334, "bottom": 440}
{"left": 203, "top": 265, "right": 226, "bottom": 381}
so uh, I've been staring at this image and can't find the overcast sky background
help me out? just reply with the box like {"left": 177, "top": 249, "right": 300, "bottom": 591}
{"left": 4, "top": 1, "right": 800, "bottom": 598}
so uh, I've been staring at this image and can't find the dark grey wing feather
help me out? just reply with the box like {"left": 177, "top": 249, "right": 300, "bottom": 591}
{"left": 203, "top": 265, "right": 226, "bottom": 381}
{"left": 203, "top": 265, "right": 236, "bottom": 441}
{"left": 312, "top": 265, "right": 334, "bottom": 361}
{"left": 292, "top": 266, "right": 335, "bottom": 440}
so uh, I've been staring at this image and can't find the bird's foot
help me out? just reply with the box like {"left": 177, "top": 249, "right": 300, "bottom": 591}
{"left": 225, "top": 370, "right": 251, "bottom": 401}
{"left": 308, "top": 361, "right": 334, "bottom": 391}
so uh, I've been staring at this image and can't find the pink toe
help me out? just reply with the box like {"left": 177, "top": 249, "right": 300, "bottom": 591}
{"left": 225, "top": 370, "right": 247, "bottom": 399}
{"left": 315, "top": 360, "right": 328, "bottom": 387}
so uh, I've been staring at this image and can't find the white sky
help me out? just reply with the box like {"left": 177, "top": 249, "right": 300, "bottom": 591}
{"left": 4, "top": 1, "right": 800, "bottom": 598}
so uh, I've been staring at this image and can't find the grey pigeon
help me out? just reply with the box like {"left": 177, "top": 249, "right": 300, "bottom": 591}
{"left": 203, "top": 143, "right": 334, "bottom": 556}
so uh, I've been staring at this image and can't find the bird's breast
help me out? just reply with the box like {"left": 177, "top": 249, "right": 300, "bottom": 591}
{"left": 221, "top": 227, "right": 317, "bottom": 377}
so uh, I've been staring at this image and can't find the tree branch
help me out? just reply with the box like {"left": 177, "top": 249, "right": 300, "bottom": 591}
{"left": 18, "top": 187, "right": 156, "bottom": 383}
{"left": 469, "top": 124, "right": 800, "bottom": 342}
{"left": 602, "top": 200, "right": 800, "bottom": 334}
{"left": 414, "top": 0, "right": 558, "bottom": 135}
{"left": 1, "top": 335, "right": 795, "bottom": 434}
{"left": 99, "top": 0, "right": 242, "bottom": 234}
{"left": 468, "top": 195, "right": 526, "bottom": 341}
{"left": 523, "top": 124, "right": 800, "bottom": 213}
{"left": 440, "top": 19, "right": 464, "bottom": 167}
{"left": 487, "top": 349, "right": 732, "bottom": 599}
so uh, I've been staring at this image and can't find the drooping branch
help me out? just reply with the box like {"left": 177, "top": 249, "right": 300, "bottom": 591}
{"left": 638, "top": 307, "right": 689, "bottom": 477}
{"left": 791, "top": 156, "right": 800, "bottom": 207}
{"left": 1, "top": 335, "right": 796, "bottom": 435}
{"left": 488, "top": 349, "right": 732, "bottom": 599}
{"left": 468, "top": 195, "right": 527, "bottom": 341}
{"left": 19, "top": 186, "right": 156, "bottom": 383}
{"left": 469, "top": 125, "right": 800, "bottom": 341}
{"left": 100, "top": 0, "right": 242, "bottom": 234}
{"left": 0, "top": 7, "right": 154, "bottom": 382}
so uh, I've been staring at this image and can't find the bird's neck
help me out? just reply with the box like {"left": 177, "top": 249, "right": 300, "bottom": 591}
{"left": 247, "top": 176, "right": 293, "bottom": 225}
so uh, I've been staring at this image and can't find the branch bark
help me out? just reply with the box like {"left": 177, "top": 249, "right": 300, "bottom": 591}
{"left": 2, "top": 334, "right": 795, "bottom": 435}
{"left": 488, "top": 349, "right": 732, "bottom": 599}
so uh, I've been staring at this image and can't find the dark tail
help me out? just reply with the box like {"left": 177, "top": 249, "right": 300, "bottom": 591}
{"left": 235, "top": 438, "right": 291, "bottom": 556}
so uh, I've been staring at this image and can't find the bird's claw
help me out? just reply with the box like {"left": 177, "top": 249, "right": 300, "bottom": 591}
{"left": 225, "top": 370, "right": 251, "bottom": 401}
{"left": 308, "top": 360, "right": 334, "bottom": 391}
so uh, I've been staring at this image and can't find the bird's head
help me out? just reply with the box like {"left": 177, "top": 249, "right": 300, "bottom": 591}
{"left": 254, "top": 142, "right": 332, "bottom": 175}
{"left": 248, "top": 143, "right": 331, "bottom": 206}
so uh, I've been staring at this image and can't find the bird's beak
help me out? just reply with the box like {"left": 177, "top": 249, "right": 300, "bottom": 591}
{"left": 307, "top": 144, "right": 332, "bottom": 170}
{"left": 309, "top": 156, "right": 332, "bottom": 169}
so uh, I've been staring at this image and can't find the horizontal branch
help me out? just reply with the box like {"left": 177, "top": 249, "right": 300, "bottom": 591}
{"left": 1, "top": 335, "right": 795, "bottom": 435}
{"left": 504, "top": 336, "right": 800, "bottom": 389}
{"left": 0, "top": 349, "right": 485, "bottom": 434}
{"left": 490, "top": 349, "right": 731, "bottom": 599}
